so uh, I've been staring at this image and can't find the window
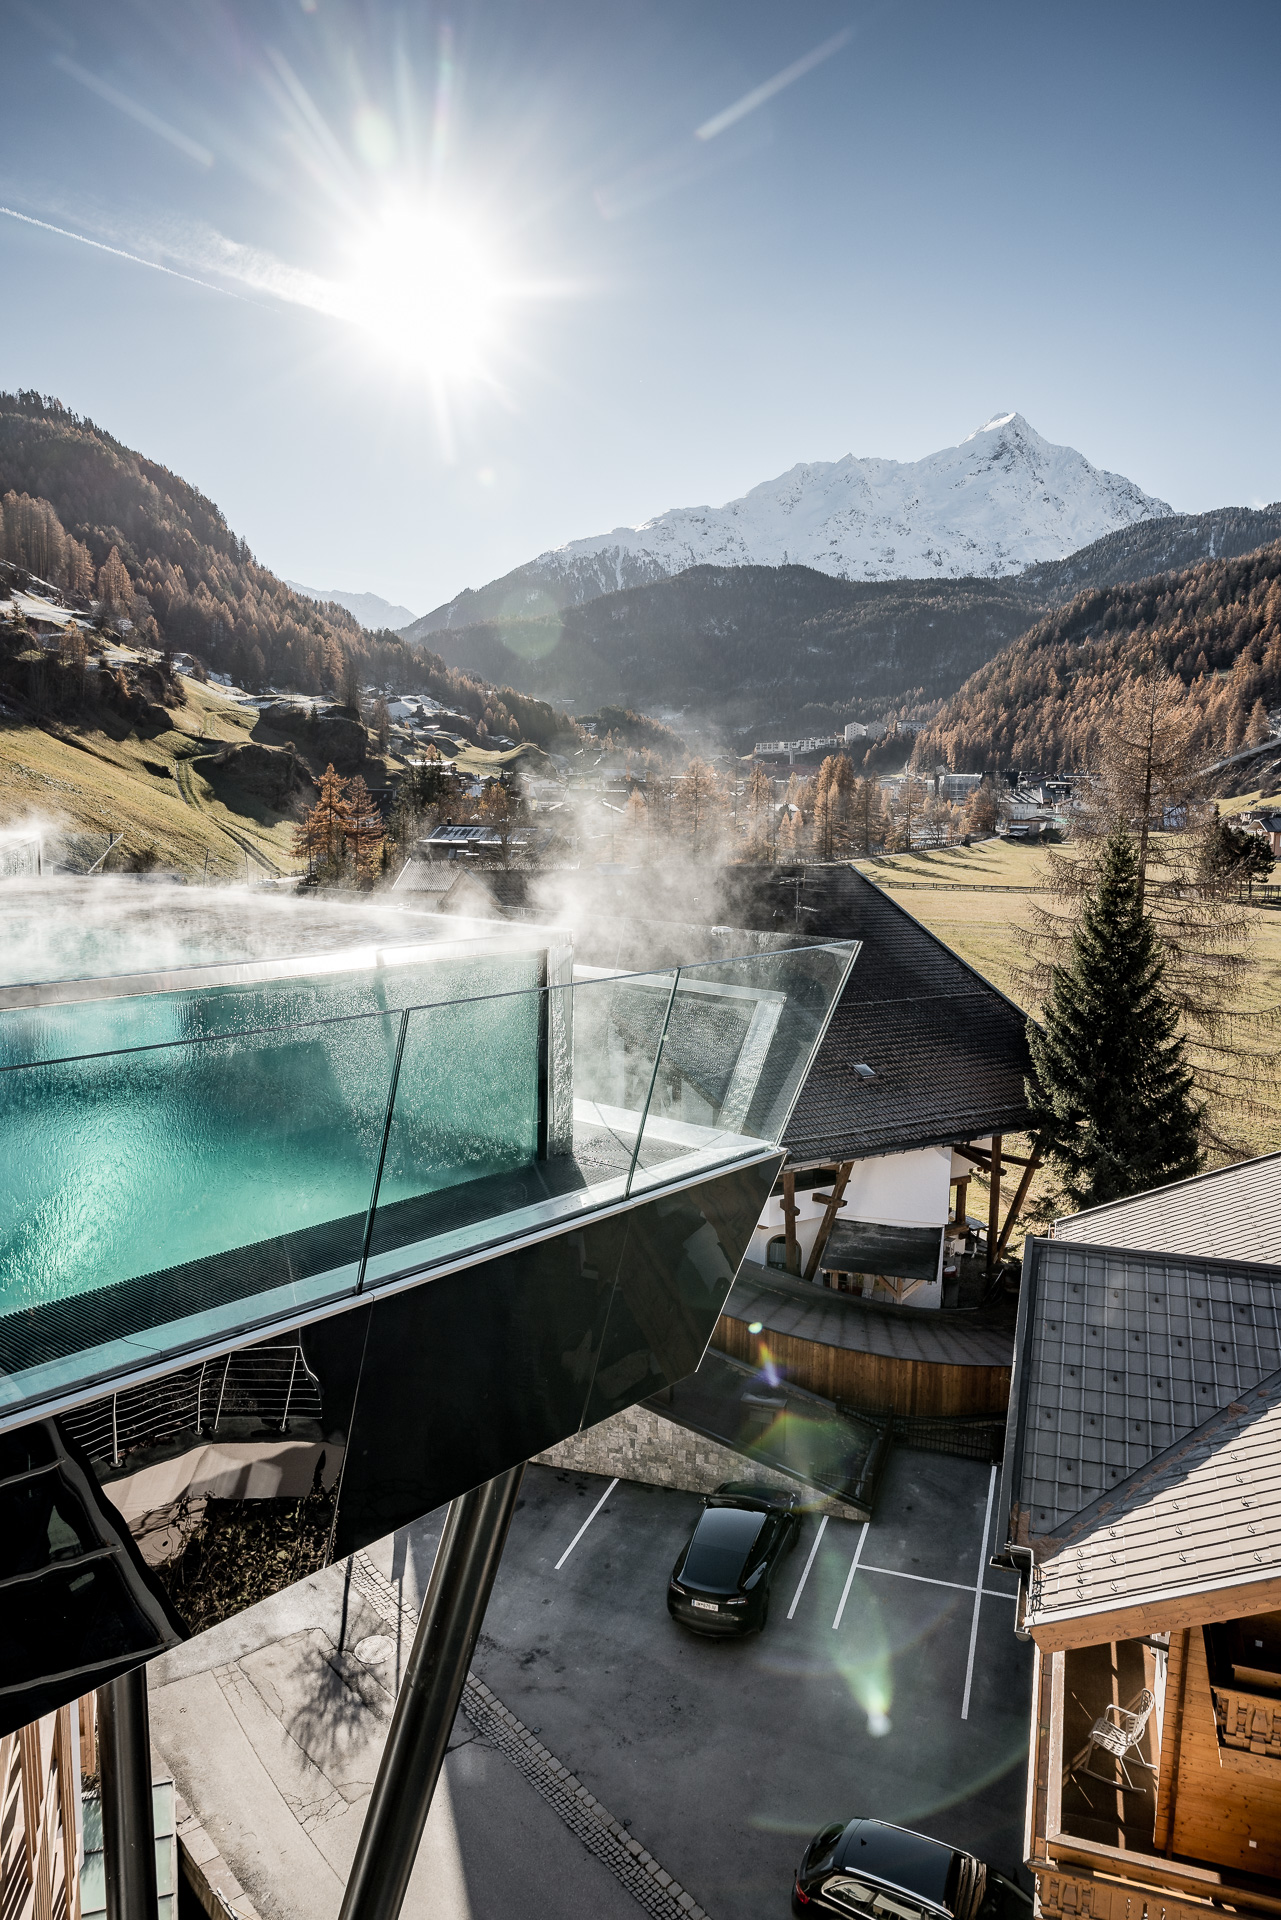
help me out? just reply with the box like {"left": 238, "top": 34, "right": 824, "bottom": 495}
{"left": 821, "top": 1880, "right": 927, "bottom": 1920}
{"left": 766, "top": 1235, "right": 788, "bottom": 1270}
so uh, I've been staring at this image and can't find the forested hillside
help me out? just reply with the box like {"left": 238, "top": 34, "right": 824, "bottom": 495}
{"left": 0, "top": 392, "right": 571, "bottom": 749}
{"left": 915, "top": 542, "right": 1281, "bottom": 772}
{"left": 417, "top": 510, "right": 1281, "bottom": 735}
{"left": 420, "top": 564, "right": 1043, "bottom": 730}
{"left": 1023, "top": 504, "right": 1281, "bottom": 603}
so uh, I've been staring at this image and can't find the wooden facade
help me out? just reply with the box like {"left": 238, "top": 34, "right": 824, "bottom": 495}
{"left": 1024, "top": 1598, "right": 1281, "bottom": 1920}
{"left": 712, "top": 1315, "right": 1011, "bottom": 1418}
{"left": 0, "top": 1700, "right": 85, "bottom": 1920}
{"left": 1157, "top": 1623, "right": 1281, "bottom": 1877}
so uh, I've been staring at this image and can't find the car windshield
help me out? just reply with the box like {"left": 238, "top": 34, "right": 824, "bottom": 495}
{"left": 823, "top": 1879, "right": 929, "bottom": 1920}
{"left": 680, "top": 1507, "right": 765, "bottom": 1591}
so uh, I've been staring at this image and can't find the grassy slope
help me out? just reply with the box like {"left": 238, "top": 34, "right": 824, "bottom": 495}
{"left": 855, "top": 835, "right": 1281, "bottom": 1248}
{"left": 0, "top": 681, "right": 407, "bottom": 878}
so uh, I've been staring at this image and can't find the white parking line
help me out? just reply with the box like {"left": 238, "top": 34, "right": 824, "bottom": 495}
{"left": 787, "top": 1514, "right": 828, "bottom": 1619}
{"left": 832, "top": 1521, "right": 870, "bottom": 1630}
{"left": 859, "top": 1562, "right": 1015, "bottom": 1598}
{"left": 960, "top": 1463, "right": 999, "bottom": 1721}
{"left": 554, "top": 1477, "right": 619, "bottom": 1571}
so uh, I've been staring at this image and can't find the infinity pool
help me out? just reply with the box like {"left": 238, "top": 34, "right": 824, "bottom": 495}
{"left": 0, "top": 881, "right": 856, "bottom": 1421}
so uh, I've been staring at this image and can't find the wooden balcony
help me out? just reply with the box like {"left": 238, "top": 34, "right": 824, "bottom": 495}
{"left": 1026, "top": 1633, "right": 1281, "bottom": 1918}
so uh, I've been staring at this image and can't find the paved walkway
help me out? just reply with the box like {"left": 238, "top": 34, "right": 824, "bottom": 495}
{"left": 149, "top": 1532, "right": 689, "bottom": 1920}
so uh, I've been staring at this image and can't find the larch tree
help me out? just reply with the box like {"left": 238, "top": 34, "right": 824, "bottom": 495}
{"left": 96, "top": 546, "right": 132, "bottom": 611}
{"left": 293, "top": 764, "right": 354, "bottom": 879}
{"left": 1026, "top": 830, "right": 1202, "bottom": 1211}
{"left": 744, "top": 764, "right": 776, "bottom": 862}
{"left": 478, "top": 778, "right": 523, "bottom": 867}
{"left": 345, "top": 774, "right": 386, "bottom": 881}
{"left": 674, "top": 759, "right": 723, "bottom": 856}
{"left": 849, "top": 778, "right": 888, "bottom": 856}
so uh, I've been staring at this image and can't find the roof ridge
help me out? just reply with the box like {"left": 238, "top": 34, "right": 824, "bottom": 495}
{"left": 1033, "top": 1363, "right": 1281, "bottom": 1559}
{"left": 1055, "top": 1147, "right": 1281, "bottom": 1229}
{"left": 845, "top": 863, "right": 1041, "bottom": 1030}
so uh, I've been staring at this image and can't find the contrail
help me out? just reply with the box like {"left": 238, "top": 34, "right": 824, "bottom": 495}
{"left": 696, "top": 26, "right": 854, "bottom": 141}
{"left": 0, "top": 206, "right": 244, "bottom": 299}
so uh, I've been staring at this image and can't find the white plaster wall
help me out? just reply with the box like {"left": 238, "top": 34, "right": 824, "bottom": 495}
{"left": 748, "top": 1146, "right": 955, "bottom": 1268}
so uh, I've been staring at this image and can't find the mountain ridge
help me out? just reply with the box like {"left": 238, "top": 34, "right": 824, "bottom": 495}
{"left": 914, "top": 540, "right": 1281, "bottom": 775}
{"left": 406, "top": 412, "right": 1173, "bottom": 637}
{"left": 411, "top": 506, "right": 1281, "bottom": 735}
{"left": 285, "top": 581, "right": 418, "bottom": 631}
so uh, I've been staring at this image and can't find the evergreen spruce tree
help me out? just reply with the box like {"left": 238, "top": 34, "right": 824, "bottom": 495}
{"left": 1027, "top": 830, "right": 1202, "bottom": 1211}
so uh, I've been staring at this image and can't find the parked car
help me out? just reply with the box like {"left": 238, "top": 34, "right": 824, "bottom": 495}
{"left": 666, "top": 1480, "right": 802, "bottom": 1636}
{"left": 793, "top": 1819, "right": 1033, "bottom": 1920}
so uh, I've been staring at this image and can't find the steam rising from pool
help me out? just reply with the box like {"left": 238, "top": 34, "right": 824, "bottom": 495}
{"left": 0, "top": 877, "right": 447, "bottom": 988}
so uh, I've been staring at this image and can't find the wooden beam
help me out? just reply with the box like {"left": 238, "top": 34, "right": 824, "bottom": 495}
{"left": 994, "top": 1140, "right": 1044, "bottom": 1262}
{"left": 1027, "top": 1573, "right": 1281, "bottom": 1652}
{"left": 986, "top": 1135, "right": 1003, "bottom": 1276}
{"left": 804, "top": 1160, "right": 854, "bottom": 1281}
{"left": 953, "top": 1142, "right": 1036, "bottom": 1171}
{"left": 781, "top": 1168, "right": 800, "bottom": 1276}
{"left": 951, "top": 1175, "right": 970, "bottom": 1228}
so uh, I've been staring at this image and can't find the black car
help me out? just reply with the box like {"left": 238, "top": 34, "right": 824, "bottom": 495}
{"left": 793, "top": 1820, "right": 1033, "bottom": 1920}
{"left": 667, "top": 1480, "right": 802, "bottom": 1636}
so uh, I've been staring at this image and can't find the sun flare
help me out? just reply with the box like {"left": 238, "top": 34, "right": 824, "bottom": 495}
{"left": 338, "top": 204, "right": 505, "bottom": 383}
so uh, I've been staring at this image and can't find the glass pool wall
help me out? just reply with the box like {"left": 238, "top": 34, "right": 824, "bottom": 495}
{"left": 0, "top": 939, "right": 856, "bottom": 1424}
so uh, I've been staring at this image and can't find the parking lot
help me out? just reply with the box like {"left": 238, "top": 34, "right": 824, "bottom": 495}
{"left": 368, "top": 1447, "right": 1034, "bottom": 1917}
{"left": 152, "top": 1444, "right": 1033, "bottom": 1920}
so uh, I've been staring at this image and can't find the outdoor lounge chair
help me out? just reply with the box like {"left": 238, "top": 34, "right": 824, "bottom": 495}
{"left": 1069, "top": 1687, "right": 1157, "bottom": 1792}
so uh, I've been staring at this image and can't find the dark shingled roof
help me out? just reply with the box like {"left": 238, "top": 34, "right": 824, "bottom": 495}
{"left": 1001, "top": 1236, "right": 1281, "bottom": 1549}
{"left": 440, "top": 863, "right": 1034, "bottom": 1164}
{"left": 713, "top": 867, "right": 1034, "bottom": 1164}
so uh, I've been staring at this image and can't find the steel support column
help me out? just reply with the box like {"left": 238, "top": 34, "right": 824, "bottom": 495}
{"left": 339, "top": 1464, "right": 527, "bottom": 1920}
{"left": 97, "top": 1666, "right": 158, "bottom": 1920}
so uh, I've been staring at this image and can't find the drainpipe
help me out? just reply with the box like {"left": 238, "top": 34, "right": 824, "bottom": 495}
{"left": 97, "top": 1666, "right": 158, "bottom": 1920}
{"left": 339, "top": 1464, "right": 527, "bottom": 1920}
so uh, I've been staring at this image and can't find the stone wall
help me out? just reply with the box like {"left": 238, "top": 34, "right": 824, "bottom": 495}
{"left": 534, "top": 1401, "right": 858, "bottom": 1516}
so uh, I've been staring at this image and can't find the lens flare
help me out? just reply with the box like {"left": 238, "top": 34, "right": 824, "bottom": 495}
{"left": 337, "top": 202, "right": 505, "bottom": 382}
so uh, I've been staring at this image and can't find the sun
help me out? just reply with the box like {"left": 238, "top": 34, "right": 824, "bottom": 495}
{"left": 338, "top": 203, "right": 505, "bottom": 383}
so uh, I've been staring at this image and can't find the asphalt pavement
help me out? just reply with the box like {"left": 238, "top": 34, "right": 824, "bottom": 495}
{"left": 152, "top": 1448, "right": 1033, "bottom": 1920}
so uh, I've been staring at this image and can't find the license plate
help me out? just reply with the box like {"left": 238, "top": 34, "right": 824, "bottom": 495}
{"left": 692, "top": 1599, "right": 719, "bottom": 1612}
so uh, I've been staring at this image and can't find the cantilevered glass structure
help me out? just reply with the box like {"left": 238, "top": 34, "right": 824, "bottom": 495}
{"left": 0, "top": 882, "right": 857, "bottom": 1739}
{"left": 0, "top": 884, "right": 850, "bottom": 1422}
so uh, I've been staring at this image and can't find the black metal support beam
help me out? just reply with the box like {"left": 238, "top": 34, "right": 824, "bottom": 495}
{"left": 339, "top": 1464, "right": 527, "bottom": 1920}
{"left": 97, "top": 1666, "right": 158, "bottom": 1920}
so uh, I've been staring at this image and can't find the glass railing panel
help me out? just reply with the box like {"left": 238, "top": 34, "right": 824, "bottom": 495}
{"left": 628, "top": 942, "right": 858, "bottom": 1196}
{"left": 568, "top": 968, "right": 679, "bottom": 1190}
{"left": 0, "top": 936, "right": 853, "bottom": 1419}
{"left": 358, "top": 970, "right": 682, "bottom": 1288}
{"left": 358, "top": 983, "right": 544, "bottom": 1286}
{"left": 0, "top": 1005, "right": 406, "bottom": 1414}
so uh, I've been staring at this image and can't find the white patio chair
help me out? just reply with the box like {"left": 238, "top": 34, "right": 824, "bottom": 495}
{"left": 1069, "top": 1687, "right": 1156, "bottom": 1792}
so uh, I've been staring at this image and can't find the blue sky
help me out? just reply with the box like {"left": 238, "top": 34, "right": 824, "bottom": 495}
{"left": 2, "top": 0, "right": 1279, "bottom": 615}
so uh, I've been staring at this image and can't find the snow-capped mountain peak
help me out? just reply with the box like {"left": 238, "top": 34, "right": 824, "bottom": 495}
{"left": 413, "top": 414, "right": 1173, "bottom": 632}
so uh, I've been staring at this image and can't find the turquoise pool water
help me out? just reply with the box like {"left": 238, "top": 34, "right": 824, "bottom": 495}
{"left": 0, "top": 950, "right": 542, "bottom": 1313}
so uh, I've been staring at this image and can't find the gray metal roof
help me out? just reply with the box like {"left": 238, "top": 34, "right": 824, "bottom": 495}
{"left": 1024, "top": 1368, "right": 1281, "bottom": 1631}
{"left": 1055, "top": 1152, "right": 1281, "bottom": 1267}
{"left": 727, "top": 1263, "right": 1016, "bottom": 1369}
{"left": 1002, "top": 1238, "right": 1281, "bottom": 1550}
